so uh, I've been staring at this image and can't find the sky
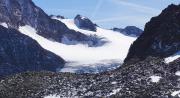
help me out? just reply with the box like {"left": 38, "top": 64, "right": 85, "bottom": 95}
{"left": 33, "top": 0, "right": 180, "bottom": 29}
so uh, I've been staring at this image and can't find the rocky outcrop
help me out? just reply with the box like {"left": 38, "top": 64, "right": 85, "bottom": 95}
{"left": 125, "top": 4, "right": 180, "bottom": 63}
{"left": 112, "top": 26, "right": 143, "bottom": 37}
{"left": 0, "top": 25, "right": 65, "bottom": 78}
{"left": 74, "top": 15, "right": 97, "bottom": 32}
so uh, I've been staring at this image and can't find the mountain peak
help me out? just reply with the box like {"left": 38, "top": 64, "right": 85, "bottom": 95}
{"left": 74, "top": 14, "right": 97, "bottom": 31}
{"left": 75, "top": 14, "right": 88, "bottom": 20}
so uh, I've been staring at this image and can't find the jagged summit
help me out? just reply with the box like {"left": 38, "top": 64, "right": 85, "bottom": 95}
{"left": 125, "top": 4, "right": 180, "bottom": 63}
{"left": 74, "top": 14, "right": 97, "bottom": 32}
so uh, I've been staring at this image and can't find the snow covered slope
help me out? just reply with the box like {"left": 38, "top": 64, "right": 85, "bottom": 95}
{"left": 18, "top": 18, "right": 136, "bottom": 73}
{"left": 54, "top": 18, "right": 136, "bottom": 61}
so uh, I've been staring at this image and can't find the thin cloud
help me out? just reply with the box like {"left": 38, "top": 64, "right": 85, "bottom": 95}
{"left": 94, "top": 16, "right": 149, "bottom": 23}
{"left": 94, "top": 17, "right": 127, "bottom": 23}
{"left": 94, "top": 17, "right": 123, "bottom": 23}
{"left": 110, "top": 0, "right": 161, "bottom": 15}
{"left": 91, "top": 0, "right": 104, "bottom": 18}
{"left": 45, "top": 8, "right": 86, "bottom": 14}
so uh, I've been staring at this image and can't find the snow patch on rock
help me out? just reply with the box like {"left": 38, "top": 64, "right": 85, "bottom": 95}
{"left": 0, "top": 23, "right": 8, "bottom": 28}
{"left": 171, "top": 90, "right": 180, "bottom": 97}
{"left": 175, "top": 71, "right": 180, "bottom": 76}
{"left": 108, "top": 88, "right": 121, "bottom": 96}
{"left": 150, "top": 76, "right": 161, "bottom": 83}
{"left": 165, "top": 51, "right": 180, "bottom": 63}
{"left": 111, "top": 81, "right": 117, "bottom": 85}
{"left": 44, "top": 95, "right": 61, "bottom": 98}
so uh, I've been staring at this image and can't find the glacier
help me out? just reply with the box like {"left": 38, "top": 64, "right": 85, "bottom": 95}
{"left": 18, "top": 18, "right": 136, "bottom": 73}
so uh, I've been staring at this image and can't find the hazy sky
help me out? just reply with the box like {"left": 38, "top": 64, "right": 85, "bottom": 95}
{"left": 33, "top": 0, "right": 180, "bottom": 29}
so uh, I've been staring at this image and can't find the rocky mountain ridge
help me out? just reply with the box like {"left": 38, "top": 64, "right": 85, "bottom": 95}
{"left": 125, "top": 4, "right": 180, "bottom": 64}
{"left": 0, "top": 0, "right": 101, "bottom": 46}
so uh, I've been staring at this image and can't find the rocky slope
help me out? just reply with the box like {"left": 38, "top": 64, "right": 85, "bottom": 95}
{"left": 0, "top": 25, "right": 65, "bottom": 78}
{"left": 0, "top": 57, "right": 180, "bottom": 98}
{"left": 125, "top": 4, "right": 180, "bottom": 64}
{"left": 0, "top": 0, "right": 101, "bottom": 46}
{"left": 112, "top": 26, "right": 143, "bottom": 37}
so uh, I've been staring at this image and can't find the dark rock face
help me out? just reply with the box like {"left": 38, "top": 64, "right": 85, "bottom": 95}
{"left": 125, "top": 4, "right": 180, "bottom": 63}
{"left": 74, "top": 15, "right": 97, "bottom": 32}
{"left": 112, "top": 26, "right": 143, "bottom": 37}
{"left": 0, "top": 0, "right": 99, "bottom": 45}
{"left": 0, "top": 25, "right": 65, "bottom": 78}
